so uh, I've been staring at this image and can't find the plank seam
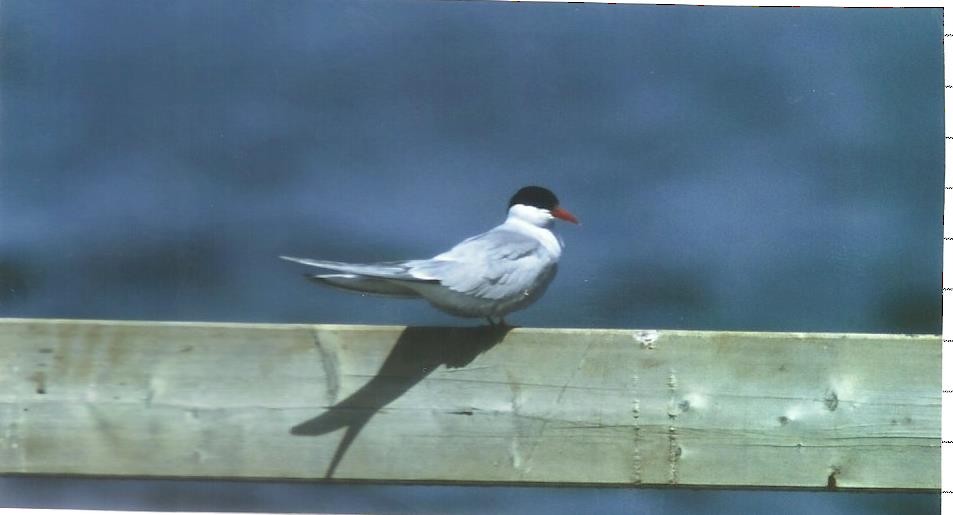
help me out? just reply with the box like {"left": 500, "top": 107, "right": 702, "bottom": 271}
{"left": 668, "top": 368, "right": 680, "bottom": 485}
{"left": 631, "top": 371, "right": 641, "bottom": 484}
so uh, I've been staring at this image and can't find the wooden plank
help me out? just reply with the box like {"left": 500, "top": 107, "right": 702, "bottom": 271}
{"left": 0, "top": 318, "right": 939, "bottom": 490}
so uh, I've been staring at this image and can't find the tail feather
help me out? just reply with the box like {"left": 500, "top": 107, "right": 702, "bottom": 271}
{"left": 280, "top": 255, "right": 438, "bottom": 282}
{"left": 307, "top": 274, "right": 421, "bottom": 298}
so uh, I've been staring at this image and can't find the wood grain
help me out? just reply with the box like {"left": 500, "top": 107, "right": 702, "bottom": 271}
{"left": 0, "top": 318, "right": 939, "bottom": 490}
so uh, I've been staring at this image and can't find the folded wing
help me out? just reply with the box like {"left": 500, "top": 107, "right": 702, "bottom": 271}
{"left": 410, "top": 229, "right": 556, "bottom": 300}
{"left": 280, "top": 228, "right": 556, "bottom": 302}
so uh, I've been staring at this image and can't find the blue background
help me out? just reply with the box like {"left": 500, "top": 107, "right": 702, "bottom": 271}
{"left": 0, "top": 1, "right": 942, "bottom": 513}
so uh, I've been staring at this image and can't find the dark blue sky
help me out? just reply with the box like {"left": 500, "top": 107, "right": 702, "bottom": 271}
{"left": 0, "top": 1, "right": 942, "bottom": 513}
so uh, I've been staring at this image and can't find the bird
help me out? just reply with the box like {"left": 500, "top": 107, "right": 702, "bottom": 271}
{"left": 280, "top": 185, "right": 578, "bottom": 326}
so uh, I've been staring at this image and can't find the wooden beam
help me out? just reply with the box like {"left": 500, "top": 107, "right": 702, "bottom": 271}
{"left": 0, "top": 318, "right": 939, "bottom": 490}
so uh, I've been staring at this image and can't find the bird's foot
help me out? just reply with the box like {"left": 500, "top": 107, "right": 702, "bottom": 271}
{"left": 485, "top": 317, "right": 518, "bottom": 330}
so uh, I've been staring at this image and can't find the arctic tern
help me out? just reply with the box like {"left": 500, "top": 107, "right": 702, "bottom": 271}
{"left": 281, "top": 186, "right": 578, "bottom": 325}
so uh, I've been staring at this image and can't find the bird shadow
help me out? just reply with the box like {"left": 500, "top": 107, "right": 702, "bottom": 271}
{"left": 290, "top": 324, "right": 512, "bottom": 479}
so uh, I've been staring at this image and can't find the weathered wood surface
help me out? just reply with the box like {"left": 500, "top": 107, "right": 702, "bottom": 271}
{"left": 0, "top": 318, "right": 939, "bottom": 490}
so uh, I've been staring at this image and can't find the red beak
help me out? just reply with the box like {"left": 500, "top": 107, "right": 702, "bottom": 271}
{"left": 551, "top": 206, "right": 579, "bottom": 224}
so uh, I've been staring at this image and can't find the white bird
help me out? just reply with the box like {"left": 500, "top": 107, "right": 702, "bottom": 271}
{"left": 281, "top": 186, "right": 578, "bottom": 326}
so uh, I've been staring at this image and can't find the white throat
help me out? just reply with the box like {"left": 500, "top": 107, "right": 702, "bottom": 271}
{"left": 503, "top": 204, "right": 563, "bottom": 257}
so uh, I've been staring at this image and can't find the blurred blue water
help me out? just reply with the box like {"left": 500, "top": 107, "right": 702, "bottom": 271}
{"left": 0, "top": 1, "right": 942, "bottom": 513}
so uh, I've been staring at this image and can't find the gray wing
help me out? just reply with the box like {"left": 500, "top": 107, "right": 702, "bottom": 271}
{"left": 409, "top": 228, "right": 557, "bottom": 300}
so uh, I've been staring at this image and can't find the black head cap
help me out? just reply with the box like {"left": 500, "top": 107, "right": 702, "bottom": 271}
{"left": 508, "top": 186, "right": 559, "bottom": 211}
